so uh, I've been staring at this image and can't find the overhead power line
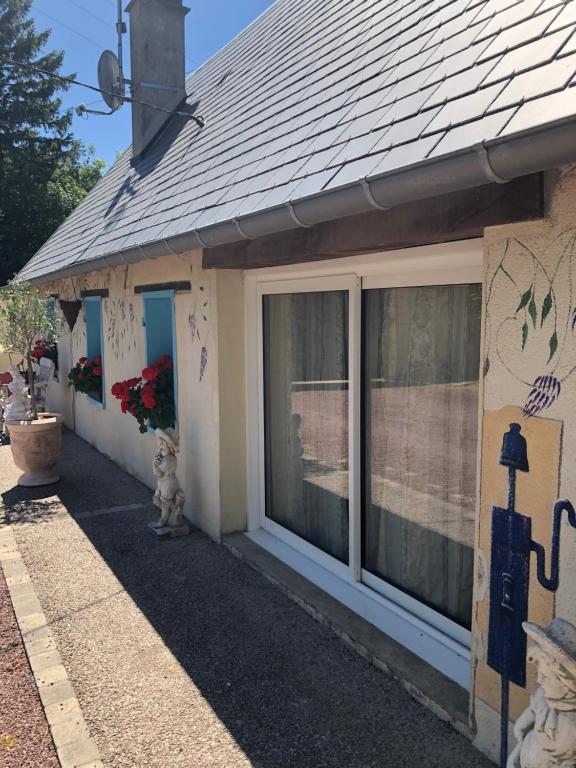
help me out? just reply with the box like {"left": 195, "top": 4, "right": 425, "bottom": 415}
{"left": 0, "top": 54, "right": 205, "bottom": 128}
{"left": 34, "top": 6, "right": 108, "bottom": 52}
{"left": 63, "top": 0, "right": 113, "bottom": 29}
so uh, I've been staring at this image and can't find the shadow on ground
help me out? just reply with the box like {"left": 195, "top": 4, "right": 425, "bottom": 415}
{"left": 0, "top": 430, "right": 491, "bottom": 768}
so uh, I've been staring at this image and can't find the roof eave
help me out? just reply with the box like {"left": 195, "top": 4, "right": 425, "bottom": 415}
{"left": 26, "top": 115, "right": 576, "bottom": 285}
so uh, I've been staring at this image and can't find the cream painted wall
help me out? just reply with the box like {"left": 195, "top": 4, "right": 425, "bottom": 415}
{"left": 472, "top": 165, "right": 576, "bottom": 762}
{"left": 43, "top": 251, "right": 247, "bottom": 541}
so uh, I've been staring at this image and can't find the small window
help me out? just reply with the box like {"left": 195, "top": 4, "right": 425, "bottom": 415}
{"left": 84, "top": 296, "right": 104, "bottom": 404}
{"left": 143, "top": 291, "right": 177, "bottom": 424}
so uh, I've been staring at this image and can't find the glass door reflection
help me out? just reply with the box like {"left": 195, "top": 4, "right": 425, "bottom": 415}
{"left": 362, "top": 284, "right": 482, "bottom": 628}
{"left": 263, "top": 290, "right": 349, "bottom": 564}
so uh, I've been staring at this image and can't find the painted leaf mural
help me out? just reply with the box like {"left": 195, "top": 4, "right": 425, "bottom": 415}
{"left": 523, "top": 375, "right": 561, "bottom": 417}
{"left": 521, "top": 322, "right": 528, "bottom": 350}
{"left": 528, "top": 295, "right": 537, "bottom": 328}
{"left": 517, "top": 288, "right": 532, "bottom": 312}
{"left": 548, "top": 331, "right": 558, "bottom": 363}
{"left": 541, "top": 291, "right": 553, "bottom": 326}
{"left": 484, "top": 232, "right": 576, "bottom": 416}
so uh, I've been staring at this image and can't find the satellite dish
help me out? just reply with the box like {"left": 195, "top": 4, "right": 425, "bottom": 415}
{"left": 98, "top": 50, "right": 124, "bottom": 112}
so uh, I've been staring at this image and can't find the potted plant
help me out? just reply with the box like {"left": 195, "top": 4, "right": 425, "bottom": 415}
{"left": 0, "top": 281, "right": 63, "bottom": 486}
{"left": 111, "top": 354, "right": 175, "bottom": 433}
{"left": 68, "top": 356, "right": 102, "bottom": 401}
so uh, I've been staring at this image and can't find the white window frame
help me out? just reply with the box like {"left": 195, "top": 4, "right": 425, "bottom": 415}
{"left": 244, "top": 239, "right": 483, "bottom": 689}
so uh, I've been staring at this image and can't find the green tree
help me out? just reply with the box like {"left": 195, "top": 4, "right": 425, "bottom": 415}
{"left": 0, "top": 0, "right": 104, "bottom": 285}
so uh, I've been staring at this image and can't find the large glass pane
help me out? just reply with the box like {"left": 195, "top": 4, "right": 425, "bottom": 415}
{"left": 362, "top": 284, "right": 481, "bottom": 628}
{"left": 263, "top": 291, "right": 349, "bottom": 563}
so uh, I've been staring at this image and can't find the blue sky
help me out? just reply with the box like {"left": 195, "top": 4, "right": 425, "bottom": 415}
{"left": 30, "top": 0, "right": 275, "bottom": 166}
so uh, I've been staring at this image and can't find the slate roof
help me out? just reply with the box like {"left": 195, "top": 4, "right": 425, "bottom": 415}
{"left": 20, "top": 0, "right": 576, "bottom": 282}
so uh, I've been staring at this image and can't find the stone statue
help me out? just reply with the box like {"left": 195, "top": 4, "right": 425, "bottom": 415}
{"left": 2, "top": 367, "right": 31, "bottom": 425}
{"left": 151, "top": 427, "right": 187, "bottom": 534}
{"left": 507, "top": 619, "right": 576, "bottom": 768}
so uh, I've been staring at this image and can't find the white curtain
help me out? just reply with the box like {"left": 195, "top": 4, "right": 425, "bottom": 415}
{"left": 263, "top": 291, "right": 349, "bottom": 564}
{"left": 363, "top": 284, "right": 482, "bottom": 628}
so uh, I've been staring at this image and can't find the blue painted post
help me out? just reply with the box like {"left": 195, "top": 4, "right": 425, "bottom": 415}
{"left": 487, "top": 423, "right": 576, "bottom": 768}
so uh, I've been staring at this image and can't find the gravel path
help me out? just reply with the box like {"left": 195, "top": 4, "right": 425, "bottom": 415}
{"left": 0, "top": 431, "right": 493, "bottom": 768}
{"left": 0, "top": 566, "right": 59, "bottom": 768}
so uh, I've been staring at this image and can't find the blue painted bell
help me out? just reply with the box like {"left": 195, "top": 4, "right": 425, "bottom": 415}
{"left": 500, "top": 423, "right": 529, "bottom": 472}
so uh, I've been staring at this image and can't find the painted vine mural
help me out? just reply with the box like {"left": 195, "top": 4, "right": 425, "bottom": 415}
{"left": 485, "top": 228, "right": 576, "bottom": 416}
{"left": 105, "top": 297, "right": 137, "bottom": 359}
{"left": 188, "top": 282, "right": 210, "bottom": 382}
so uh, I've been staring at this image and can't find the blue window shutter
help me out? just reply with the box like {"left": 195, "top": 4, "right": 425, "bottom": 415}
{"left": 143, "top": 294, "right": 174, "bottom": 365}
{"left": 143, "top": 291, "right": 177, "bottom": 427}
{"left": 83, "top": 296, "right": 105, "bottom": 405}
{"left": 85, "top": 297, "right": 103, "bottom": 360}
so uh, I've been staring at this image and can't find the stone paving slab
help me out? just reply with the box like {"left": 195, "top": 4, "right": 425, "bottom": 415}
{"left": 0, "top": 524, "right": 103, "bottom": 768}
{"left": 0, "top": 431, "right": 494, "bottom": 768}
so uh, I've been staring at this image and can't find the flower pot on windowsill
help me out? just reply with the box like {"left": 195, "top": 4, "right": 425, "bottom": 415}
{"left": 6, "top": 412, "right": 64, "bottom": 486}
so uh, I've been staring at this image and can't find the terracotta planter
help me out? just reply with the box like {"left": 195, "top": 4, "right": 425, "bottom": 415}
{"left": 7, "top": 413, "right": 63, "bottom": 487}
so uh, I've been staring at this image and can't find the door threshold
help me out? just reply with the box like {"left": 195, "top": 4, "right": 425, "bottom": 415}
{"left": 223, "top": 530, "right": 473, "bottom": 741}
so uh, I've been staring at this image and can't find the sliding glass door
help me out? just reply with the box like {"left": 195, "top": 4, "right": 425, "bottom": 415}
{"left": 259, "top": 270, "right": 481, "bottom": 634}
{"left": 263, "top": 288, "right": 350, "bottom": 564}
{"left": 362, "top": 284, "right": 482, "bottom": 628}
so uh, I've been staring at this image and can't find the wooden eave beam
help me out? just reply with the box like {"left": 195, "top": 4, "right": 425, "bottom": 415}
{"left": 203, "top": 174, "right": 544, "bottom": 270}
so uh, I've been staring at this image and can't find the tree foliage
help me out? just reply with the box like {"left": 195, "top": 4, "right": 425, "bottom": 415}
{"left": 0, "top": 0, "right": 104, "bottom": 285}
{"left": 0, "top": 280, "right": 58, "bottom": 416}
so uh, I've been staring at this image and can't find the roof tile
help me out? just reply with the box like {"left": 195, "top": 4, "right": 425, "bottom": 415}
{"left": 19, "top": 0, "right": 576, "bottom": 282}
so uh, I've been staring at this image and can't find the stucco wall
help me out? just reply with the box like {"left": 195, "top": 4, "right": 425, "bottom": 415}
{"left": 43, "top": 251, "right": 246, "bottom": 541}
{"left": 472, "top": 166, "right": 576, "bottom": 761}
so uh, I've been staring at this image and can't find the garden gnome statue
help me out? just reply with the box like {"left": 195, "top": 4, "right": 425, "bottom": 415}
{"left": 3, "top": 367, "right": 31, "bottom": 425}
{"left": 507, "top": 619, "right": 576, "bottom": 768}
{"left": 150, "top": 427, "right": 188, "bottom": 537}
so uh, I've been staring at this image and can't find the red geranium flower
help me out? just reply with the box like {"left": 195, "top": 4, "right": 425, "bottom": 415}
{"left": 93, "top": 367, "right": 102, "bottom": 377}
{"left": 142, "top": 366, "right": 159, "bottom": 382}
{"left": 141, "top": 384, "right": 156, "bottom": 409}
{"left": 79, "top": 357, "right": 88, "bottom": 365}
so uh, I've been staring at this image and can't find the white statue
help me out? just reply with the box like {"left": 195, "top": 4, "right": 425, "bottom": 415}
{"left": 152, "top": 428, "right": 186, "bottom": 530}
{"left": 2, "top": 367, "right": 31, "bottom": 425}
{"left": 508, "top": 619, "right": 576, "bottom": 768}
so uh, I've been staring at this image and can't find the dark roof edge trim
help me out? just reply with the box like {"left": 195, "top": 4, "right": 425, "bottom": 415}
{"left": 134, "top": 281, "right": 192, "bottom": 294}
{"left": 27, "top": 117, "right": 575, "bottom": 285}
{"left": 80, "top": 288, "right": 109, "bottom": 298}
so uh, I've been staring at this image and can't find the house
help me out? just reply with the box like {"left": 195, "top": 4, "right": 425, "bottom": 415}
{"left": 18, "top": 0, "right": 576, "bottom": 761}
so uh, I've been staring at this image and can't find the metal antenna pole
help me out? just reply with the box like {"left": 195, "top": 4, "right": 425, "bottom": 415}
{"left": 116, "top": 0, "right": 126, "bottom": 97}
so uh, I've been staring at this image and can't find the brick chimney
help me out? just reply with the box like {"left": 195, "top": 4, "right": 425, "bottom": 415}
{"left": 126, "top": 0, "right": 189, "bottom": 159}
